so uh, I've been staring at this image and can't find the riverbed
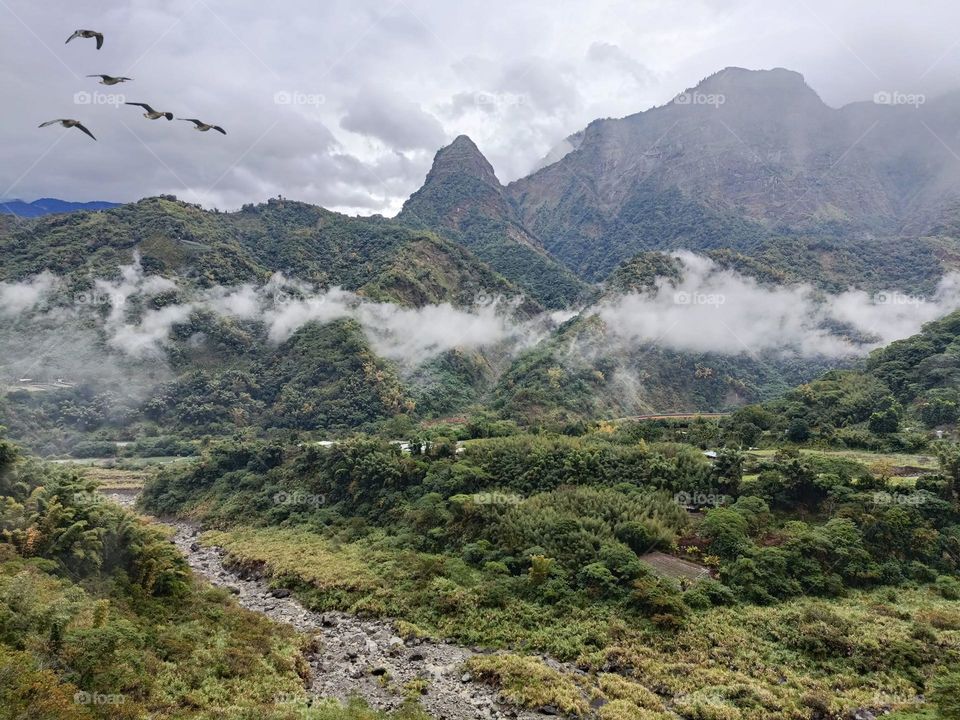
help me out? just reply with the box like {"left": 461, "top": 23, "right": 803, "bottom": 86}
{"left": 106, "top": 490, "right": 568, "bottom": 720}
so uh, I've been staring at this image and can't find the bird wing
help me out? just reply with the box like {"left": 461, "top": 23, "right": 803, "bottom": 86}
{"left": 118, "top": 77, "right": 132, "bottom": 81}
{"left": 126, "top": 102, "right": 155, "bottom": 112}
{"left": 65, "top": 30, "right": 81, "bottom": 44}
{"left": 38, "top": 119, "right": 66, "bottom": 128}
{"left": 86, "top": 74, "right": 107, "bottom": 79}
{"left": 178, "top": 118, "right": 203, "bottom": 126}
{"left": 75, "top": 123, "right": 97, "bottom": 141}
{"left": 213, "top": 126, "right": 227, "bottom": 135}
{"left": 94, "top": 32, "right": 104, "bottom": 49}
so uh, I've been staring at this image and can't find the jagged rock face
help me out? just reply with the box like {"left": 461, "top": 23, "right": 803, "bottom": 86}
{"left": 422, "top": 134, "right": 501, "bottom": 188}
{"left": 399, "top": 135, "right": 589, "bottom": 309}
{"left": 504, "top": 67, "right": 960, "bottom": 280}
{"left": 401, "top": 135, "right": 520, "bottom": 235}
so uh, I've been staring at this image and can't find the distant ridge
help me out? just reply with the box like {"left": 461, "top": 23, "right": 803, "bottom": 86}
{"left": 0, "top": 198, "right": 121, "bottom": 218}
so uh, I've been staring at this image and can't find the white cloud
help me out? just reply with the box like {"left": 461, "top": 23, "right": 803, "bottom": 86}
{"left": 0, "top": 272, "right": 59, "bottom": 316}
{"left": 596, "top": 252, "right": 960, "bottom": 357}
{"left": 5, "top": 253, "right": 960, "bottom": 377}
{"left": 5, "top": 0, "right": 960, "bottom": 213}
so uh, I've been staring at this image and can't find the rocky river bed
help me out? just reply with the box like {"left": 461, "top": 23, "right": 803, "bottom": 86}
{"left": 106, "top": 490, "right": 571, "bottom": 720}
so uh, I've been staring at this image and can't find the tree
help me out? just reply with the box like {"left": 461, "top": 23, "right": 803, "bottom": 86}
{"left": 713, "top": 449, "right": 744, "bottom": 494}
{"left": 935, "top": 442, "right": 960, "bottom": 501}
{"left": 786, "top": 418, "right": 811, "bottom": 443}
{"left": 868, "top": 406, "right": 900, "bottom": 434}
{"left": 700, "top": 508, "right": 751, "bottom": 560}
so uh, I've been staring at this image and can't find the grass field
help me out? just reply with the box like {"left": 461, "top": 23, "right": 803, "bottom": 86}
{"left": 82, "top": 466, "right": 152, "bottom": 491}
{"left": 50, "top": 455, "right": 196, "bottom": 468}
{"left": 747, "top": 448, "right": 939, "bottom": 470}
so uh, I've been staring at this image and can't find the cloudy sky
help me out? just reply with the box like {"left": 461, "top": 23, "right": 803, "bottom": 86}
{"left": 3, "top": 0, "right": 960, "bottom": 215}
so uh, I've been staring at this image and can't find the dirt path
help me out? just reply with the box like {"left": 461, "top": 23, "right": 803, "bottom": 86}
{"left": 106, "top": 490, "right": 570, "bottom": 720}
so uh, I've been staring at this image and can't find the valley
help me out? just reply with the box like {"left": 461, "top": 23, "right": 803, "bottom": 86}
{"left": 1, "top": 61, "right": 960, "bottom": 720}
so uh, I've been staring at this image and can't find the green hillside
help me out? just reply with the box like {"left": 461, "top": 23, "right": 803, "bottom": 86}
{"left": 729, "top": 310, "right": 960, "bottom": 450}
{"left": 0, "top": 196, "right": 522, "bottom": 308}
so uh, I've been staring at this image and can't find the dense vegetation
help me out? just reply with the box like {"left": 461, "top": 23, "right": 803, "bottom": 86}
{"left": 137, "top": 427, "right": 960, "bottom": 718}
{"left": 0, "top": 433, "right": 432, "bottom": 719}
{"left": 0, "top": 197, "right": 519, "bottom": 308}
{"left": 733, "top": 310, "right": 960, "bottom": 451}
{"left": 493, "top": 314, "right": 838, "bottom": 426}
{"left": 2, "top": 316, "right": 413, "bottom": 455}
{"left": 511, "top": 175, "right": 953, "bottom": 293}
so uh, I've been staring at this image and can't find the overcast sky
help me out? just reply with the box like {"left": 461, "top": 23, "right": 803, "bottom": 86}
{"left": 3, "top": 0, "right": 960, "bottom": 215}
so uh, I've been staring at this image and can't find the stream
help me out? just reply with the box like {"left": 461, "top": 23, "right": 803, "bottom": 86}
{"left": 106, "top": 490, "right": 572, "bottom": 720}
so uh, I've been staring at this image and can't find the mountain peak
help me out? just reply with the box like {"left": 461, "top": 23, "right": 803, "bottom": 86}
{"left": 686, "top": 66, "right": 824, "bottom": 108}
{"left": 428, "top": 135, "right": 500, "bottom": 187}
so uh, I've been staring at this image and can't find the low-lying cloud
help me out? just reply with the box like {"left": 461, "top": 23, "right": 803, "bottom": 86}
{"left": 0, "top": 258, "right": 545, "bottom": 372}
{"left": 596, "top": 252, "right": 960, "bottom": 358}
{"left": 198, "top": 279, "right": 539, "bottom": 364}
{"left": 3, "top": 252, "right": 960, "bottom": 392}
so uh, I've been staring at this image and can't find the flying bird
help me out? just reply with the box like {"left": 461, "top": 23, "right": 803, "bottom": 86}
{"left": 39, "top": 119, "right": 96, "bottom": 141}
{"left": 65, "top": 29, "right": 104, "bottom": 49}
{"left": 178, "top": 118, "right": 226, "bottom": 135}
{"left": 125, "top": 102, "right": 173, "bottom": 121}
{"left": 88, "top": 74, "right": 132, "bottom": 86}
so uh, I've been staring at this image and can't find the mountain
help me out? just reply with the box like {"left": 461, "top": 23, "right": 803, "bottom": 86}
{"left": 0, "top": 195, "right": 524, "bottom": 309}
{"left": 505, "top": 67, "right": 960, "bottom": 285}
{"left": 492, "top": 252, "right": 838, "bottom": 426}
{"left": 399, "top": 135, "right": 589, "bottom": 308}
{"left": 7, "top": 67, "right": 960, "bottom": 451}
{"left": 751, "top": 308, "right": 960, "bottom": 447}
{"left": 0, "top": 196, "right": 538, "bottom": 453}
{"left": 0, "top": 197, "right": 121, "bottom": 217}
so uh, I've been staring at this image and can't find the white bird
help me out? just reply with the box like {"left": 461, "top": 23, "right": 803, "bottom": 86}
{"left": 65, "top": 29, "right": 104, "bottom": 49}
{"left": 88, "top": 74, "right": 132, "bottom": 86}
{"left": 39, "top": 118, "right": 96, "bottom": 141}
{"left": 178, "top": 118, "right": 226, "bottom": 135}
{"left": 125, "top": 102, "right": 173, "bottom": 121}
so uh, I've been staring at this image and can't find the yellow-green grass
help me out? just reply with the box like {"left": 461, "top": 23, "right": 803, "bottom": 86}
{"left": 201, "top": 526, "right": 614, "bottom": 658}
{"left": 465, "top": 654, "right": 590, "bottom": 715}
{"left": 202, "top": 528, "right": 379, "bottom": 593}
{"left": 51, "top": 456, "right": 196, "bottom": 468}
{"left": 85, "top": 466, "right": 152, "bottom": 491}
{"left": 747, "top": 448, "right": 938, "bottom": 470}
